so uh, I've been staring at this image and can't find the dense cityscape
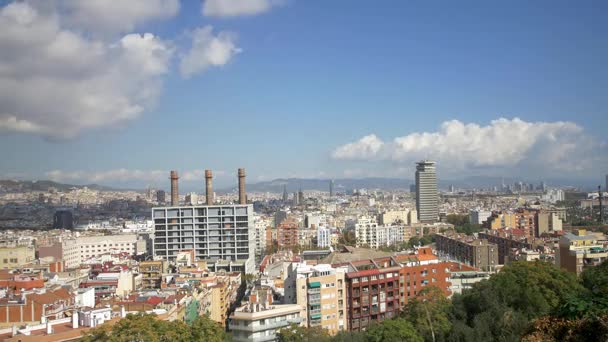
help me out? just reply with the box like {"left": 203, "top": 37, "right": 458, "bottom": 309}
{"left": 0, "top": 163, "right": 606, "bottom": 341}
{"left": 1, "top": 0, "right": 608, "bottom": 341}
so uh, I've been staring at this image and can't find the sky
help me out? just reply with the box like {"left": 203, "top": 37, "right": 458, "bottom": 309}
{"left": 0, "top": 0, "right": 607, "bottom": 190}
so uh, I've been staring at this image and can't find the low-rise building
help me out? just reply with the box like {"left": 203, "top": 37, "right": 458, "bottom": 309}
{"left": 230, "top": 303, "right": 303, "bottom": 342}
{"left": 435, "top": 233, "right": 499, "bottom": 271}
{"left": 0, "top": 246, "right": 35, "bottom": 269}
{"left": 557, "top": 229, "right": 608, "bottom": 275}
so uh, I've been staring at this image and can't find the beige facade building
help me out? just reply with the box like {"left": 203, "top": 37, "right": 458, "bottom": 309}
{"left": 557, "top": 229, "right": 608, "bottom": 275}
{"left": 0, "top": 246, "right": 35, "bottom": 269}
{"left": 536, "top": 212, "right": 563, "bottom": 236}
{"left": 378, "top": 210, "right": 408, "bottom": 225}
{"left": 296, "top": 263, "right": 348, "bottom": 334}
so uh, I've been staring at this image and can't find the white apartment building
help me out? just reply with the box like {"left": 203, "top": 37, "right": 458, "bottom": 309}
{"left": 469, "top": 209, "right": 492, "bottom": 225}
{"left": 229, "top": 303, "right": 303, "bottom": 342}
{"left": 355, "top": 216, "right": 404, "bottom": 249}
{"left": 152, "top": 204, "right": 256, "bottom": 274}
{"left": 254, "top": 215, "right": 270, "bottom": 257}
{"left": 317, "top": 227, "right": 332, "bottom": 248}
{"left": 305, "top": 214, "right": 327, "bottom": 228}
{"left": 62, "top": 234, "right": 144, "bottom": 269}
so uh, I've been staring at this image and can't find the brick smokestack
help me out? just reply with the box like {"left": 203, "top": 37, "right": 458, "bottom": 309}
{"left": 238, "top": 168, "right": 246, "bottom": 204}
{"left": 170, "top": 171, "right": 179, "bottom": 206}
{"left": 205, "top": 170, "right": 214, "bottom": 205}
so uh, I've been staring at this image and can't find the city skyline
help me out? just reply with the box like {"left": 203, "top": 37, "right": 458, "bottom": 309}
{"left": 1, "top": 1, "right": 607, "bottom": 187}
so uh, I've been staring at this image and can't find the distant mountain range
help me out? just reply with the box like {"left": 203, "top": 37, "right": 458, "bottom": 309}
{"left": 220, "top": 176, "right": 595, "bottom": 193}
{"left": 0, "top": 180, "right": 125, "bottom": 192}
{"left": 0, "top": 175, "right": 596, "bottom": 195}
{"left": 225, "top": 178, "right": 412, "bottom": 193}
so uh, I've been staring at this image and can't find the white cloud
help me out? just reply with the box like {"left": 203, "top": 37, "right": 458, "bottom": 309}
{"left": 331, "top": 134, "right": 385, "bottom": 160}
{"left": 202, "top": 0, "right": 283, "bottom": 17}
{"left": 46, "top": 169, "right": 167, "bottom": 183}
{"left": 0, "top": 2, "right": 173, "bottom": 139}
{"left": 179, "top": 26, "right": 241, "bottom": 78}
{"left": 46, "top": 169, "right": 228, "bottom": 184}
{"left": 57, "top": 0, "right": 180, "bottom": 35}
{"left": 332, "top": 118, "right": 607, "bottom": 177}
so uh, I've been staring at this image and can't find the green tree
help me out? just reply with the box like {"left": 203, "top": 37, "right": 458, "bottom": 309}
{"left": 81, "top": 313, "right": 226, "bottom": 342}
{"left": 330, "top": 330, "right": 367, "bottom": 342}
{"left": 559, "top": 259, "right": 608, "bottom": 319}
{"left": 449, "top": 261, "right": 584, "bottom": 341}
{"left": 277, "top": 324, "right": 331, "bottom": 342}
{"left": 366, "top": 318, "right": 423, "bottom": 342}
{"left": 402, "top": 287, "right": 452, "bottom": 342}
{"left": 191, "top": 314, "right": 227, "bottom": 342}
{"left": 445, "top": 215, "right": 469, "bottom": 227}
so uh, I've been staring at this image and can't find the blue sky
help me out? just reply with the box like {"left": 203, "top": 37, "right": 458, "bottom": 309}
{"left": 0, "top": 0, "right": 607, "bottom": 189}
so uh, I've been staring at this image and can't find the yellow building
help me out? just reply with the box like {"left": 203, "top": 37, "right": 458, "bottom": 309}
{"left": 557, "top": 229, "right": 608, "bottom": 275}
{"left": 209, "top": 282, "right": 230, "bottom": 326}
{"left": 0, "top": 246, "right": 35, "bottom": 269}
{"left": 487, "top": 212, "right": 516, "bottom": 230}
{"left": 296, "top": 263, "right": 348, "bottom": 334}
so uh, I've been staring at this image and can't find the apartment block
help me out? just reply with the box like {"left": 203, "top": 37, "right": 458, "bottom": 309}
{"left": 139, "top": 260, "right": 167, "bottom": 289}
{"left": 0, "top": 246, "right": 35, "bottom": 269}
{"left": 152, "top": 204, "right": 255, "bottom": 274}
{"left": 317, "top": 227, "right": 332, "bottom": 248}
{"left": 60, "top": 234, "right": 144, "bottom": 268}
{"left": 355, "top": 216, "right": 404, "bottom": 249}
{"left": 395, "top": 247, "right": 452, "bottom": 305}
{"left": 295, "top": 264, "right": 348, "bottom": 334}
{"left": 210, "top": 281, "right": 231, "bottom": 326}
{"left": 339, "top": 258, "right": 401, "bottom": 332}
{"left": 277, "top": 219, "right": 299, "bottom": 248}
{"left": 478, "top": 231, "right": 533, "bottom": 264}
{"left": 435, "top": 233, "right": 499, "bottom": 271}
{"left": 557, "top": 229, "right": 608, "bottom": 275}
{"left": 378, "top": 210, "right": 409, "bottom": 225}
{"left": 229, "top": 303, "right": 303, "bottom": 342}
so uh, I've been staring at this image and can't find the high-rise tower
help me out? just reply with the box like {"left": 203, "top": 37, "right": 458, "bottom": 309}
{"left": 415, "top": 160, "right": 438, "bottom": 222}
{"left": 329, "top": 179, "right": 335, "bottom": 197}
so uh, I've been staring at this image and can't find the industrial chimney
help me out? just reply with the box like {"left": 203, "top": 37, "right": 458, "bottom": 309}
{"left": 238, "top": 168, "right": 246, "bottom": 204}
{"left": 170, "top": 171, "right": 179, "bottom": 206}
{"left": 205, "top": 170, "right": 214, "bottom": 205}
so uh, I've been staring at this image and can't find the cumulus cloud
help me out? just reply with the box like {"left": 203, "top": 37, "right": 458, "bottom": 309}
{"left": 202, "top": 0, "right": 283, "bottom": 17}
{"left": 0, "top": 2, "right": 174, "bottom": 139}
{"left": 332, "top": 118, "right": 607, "bottom": 176}
{"left": 179, "top": 26, "right": 241, "bottom": 78}
{"left": 332, "top": 134, "right": 385, "bottom": 160}
{"left": 57, "top": 0, "right": 180, "bottom": 35}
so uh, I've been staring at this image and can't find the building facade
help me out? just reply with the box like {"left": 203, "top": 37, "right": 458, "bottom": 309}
{"left": 229, "top": 304, "right": 303, "bottom": 342}
{"left": 152, "top": 204, "right": 255, "bottom": 274}
{"left": 415, "top": 161, "right": 439, "bottom": 222}
{"left": 278, "top": 220, "right": 299, "bottom": 249}
{"left": 296, "top": 264, "right": 348, "bottom": 334}
{"left": 0, "top": 246, "right": 35, "bottom": 269}
{"left": 435, "top": 233, "right": 499, "bottom": 271}
{"left": 557, "top": 229, "right": 608, "bottom": 275}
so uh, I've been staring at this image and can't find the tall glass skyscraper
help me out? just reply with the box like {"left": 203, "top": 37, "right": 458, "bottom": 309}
{"left": 416, "top": 160, "right": 439, "bottom": 222}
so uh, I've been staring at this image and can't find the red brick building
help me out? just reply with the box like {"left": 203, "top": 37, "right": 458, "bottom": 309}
{"left": 395, "top": 247, "right": 452, "bottom": 306}
{"left": 278, "top": 219, "right": 299, "bottom": 249}
{"left": 336, "top": 257, "right": 402, "bottom": 331}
